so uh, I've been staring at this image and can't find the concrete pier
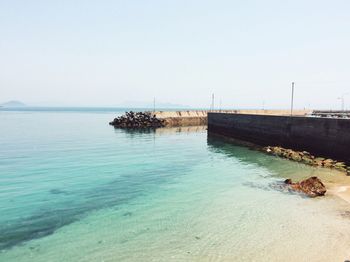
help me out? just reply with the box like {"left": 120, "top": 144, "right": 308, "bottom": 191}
{"left": 208, "top": 112, "right": 350, "bottom": 162}
{"left": 154, "top": 109, "right": 310, "bottom": 126}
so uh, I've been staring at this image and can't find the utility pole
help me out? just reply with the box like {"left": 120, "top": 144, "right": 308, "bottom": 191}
{"left": 290, "top": 82, "right": 295, "bottom": 116}
{"left": 153, "top": 97, "right": 156, "bottom": 113}
{"left": 211, "top": 93, "right": 215, "bottom": 112}
{"left": 338, "top": 93, "right": 348, "bottom": 111}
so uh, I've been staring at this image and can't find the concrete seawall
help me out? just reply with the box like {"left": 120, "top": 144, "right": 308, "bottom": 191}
{"left": 154, "top": 110, "right": 226, "bottom": 126}
{"left": 208, "top": 113, "right": 350, "bottom": 162}
{"left": 154, "top": 110, "right": 310, "bottom": 127}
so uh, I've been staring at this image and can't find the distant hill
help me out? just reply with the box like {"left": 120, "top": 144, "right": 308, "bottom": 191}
{"left": 0, "top": 100, "right": 26, "bottom": 107}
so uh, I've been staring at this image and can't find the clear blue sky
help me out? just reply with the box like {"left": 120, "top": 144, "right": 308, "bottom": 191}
{"left": 1, "top": 0, "right": 349, "bottom": 109}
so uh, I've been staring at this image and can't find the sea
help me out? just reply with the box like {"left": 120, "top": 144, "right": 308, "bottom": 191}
{"left": 1, "top": 107, "right": 350, "bottom": 262}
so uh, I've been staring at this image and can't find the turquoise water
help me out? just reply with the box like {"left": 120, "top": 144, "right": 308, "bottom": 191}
{"left": 1, "top": 109, "right": 350, "bottom": 261}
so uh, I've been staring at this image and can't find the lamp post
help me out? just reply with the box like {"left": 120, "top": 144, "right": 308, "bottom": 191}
{"left": 290, "top": 82, "right": 295, "bottom": 116}
{"left": 210, "top": 93, "right": 215, "bottom": 112}
{"left": 153, "top": 97, "right": 156, "bottom": 113}
{"left": 337, "top": 93, "right": 348, "bottom": 111}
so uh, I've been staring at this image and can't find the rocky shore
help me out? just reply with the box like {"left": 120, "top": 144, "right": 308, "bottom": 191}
{"left": 264, "top": 146, "right": 350, "bottom": 175}
{"left": 109, "top": 111, "right": 165, "bottom": 128}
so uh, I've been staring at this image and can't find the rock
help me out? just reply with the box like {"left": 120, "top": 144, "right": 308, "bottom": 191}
{"left": 270, "top": 146, "right": 283, "bottom": 156}
{"left": 322, "top": 159, "right": 334, "bottom": 167}
{"left": 282, "top": 149, "right": 293, "bottom": 158}
{"left": 283, "top": 177, "right": 326, "bottom": 197}
{"left": 301, "top": 156, "right": 314, "bottom": 165}
{"left": 290, "top": 152, "right": 302, "bottom": 162}
{"left": 302, "top": 151, "right": 310, "bottom": 156}
{"left": 347, "top": 167, "right": 350, "bottom": 176}
{"left": 314, "top": 157, "right": 325, "bottom": 166}
{"left": 335, "top": 162, "right": 346, "bottom": 168}
{"left": 284, "top": 178, "right": 293, "bottom": 184}
{"left": 298, "top": 177, "right": 327, "bottom": 197}
{"left": 336, "top": 167, "right": 348, "bottom": 173}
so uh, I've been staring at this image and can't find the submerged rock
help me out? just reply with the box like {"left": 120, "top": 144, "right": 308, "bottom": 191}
{"left": 284, "top": 177, "right": 327, "bottom": 197}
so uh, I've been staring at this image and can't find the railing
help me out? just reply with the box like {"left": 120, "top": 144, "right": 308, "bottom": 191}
{"left": 309, "top": 110, "right": 350, "bottom": 118}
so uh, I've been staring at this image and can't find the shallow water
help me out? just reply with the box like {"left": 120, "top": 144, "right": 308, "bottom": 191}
{"left": 1, "top": 109, "right": 350, "bottom": 261}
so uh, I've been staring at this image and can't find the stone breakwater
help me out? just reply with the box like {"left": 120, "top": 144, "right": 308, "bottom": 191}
{"left": 264, "top": 146, "right": 350, "bottom": 175}
{"left": 110, "top": 110, "right": 311, "bottom": 128}
{"left": 109, "top": 111, "right": 165, "bottom": 128}
{"left": 109, "top": 111, "right": 211, "bottom": 128}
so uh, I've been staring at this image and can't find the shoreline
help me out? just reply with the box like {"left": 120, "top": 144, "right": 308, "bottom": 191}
{"left": 208, "top": 132, "right": 350, "bottom": 204}
{"left": 263, "top": 146, "right": 350, "bottom": 174}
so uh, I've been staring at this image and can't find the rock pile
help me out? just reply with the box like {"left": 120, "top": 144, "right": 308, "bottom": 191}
{"left": 284, "top": 177, "right": 327, "bottom": 197}
{"left": 264, "top": 146, "right": 350, "bottom": 175}
{"left": 109, "top": 111, "right": 165, "bottom": 128}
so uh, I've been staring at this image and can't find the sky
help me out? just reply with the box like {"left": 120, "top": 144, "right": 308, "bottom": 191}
{"left": 0, "top": 0, "right": 350, "bottom": 109}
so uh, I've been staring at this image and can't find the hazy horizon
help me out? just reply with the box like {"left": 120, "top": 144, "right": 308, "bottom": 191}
{"left": 1, "top": 0, "right": 350, "bottom": 110}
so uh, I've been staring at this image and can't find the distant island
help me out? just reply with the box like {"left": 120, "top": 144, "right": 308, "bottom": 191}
{"left": 0, "top": 100, "right": 26, "bottom": 107}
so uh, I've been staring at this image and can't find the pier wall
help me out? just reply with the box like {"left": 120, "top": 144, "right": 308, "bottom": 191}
{"left": 208, "top": 113, "right": 350, "bottom": 162}
{"left": 154, "top": 109, "right": 310, "bottom": 119}
{"left": 154, "top": 110, "right": 310, "bottom": 127}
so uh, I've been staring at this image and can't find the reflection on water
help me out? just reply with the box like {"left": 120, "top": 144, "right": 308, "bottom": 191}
{"left": 155, "top": 125, "right": 207, "bottom": 135}
{"left": 115, "top": 125, "right": 207, "bottom": 136}
{"left": 114, "top": 127, "right": 156, "bottom": 136}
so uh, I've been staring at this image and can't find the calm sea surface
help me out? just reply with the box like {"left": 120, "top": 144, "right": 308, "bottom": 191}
{"left": 1, "top": 108, "right": 350, "bottom": 261}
